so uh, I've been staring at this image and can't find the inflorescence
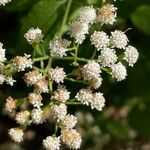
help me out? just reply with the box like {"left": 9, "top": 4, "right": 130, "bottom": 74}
{"left": 0, "top": 2, "right": 139, "bottom": 150}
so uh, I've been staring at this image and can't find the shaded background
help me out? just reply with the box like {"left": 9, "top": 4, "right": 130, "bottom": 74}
{"left": 0, "top": 0, "right": 150, "bottom": 149}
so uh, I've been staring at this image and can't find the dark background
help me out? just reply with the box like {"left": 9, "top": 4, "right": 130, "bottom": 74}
{"left": 0, "top": 0, "right": 150, "bottom": 149}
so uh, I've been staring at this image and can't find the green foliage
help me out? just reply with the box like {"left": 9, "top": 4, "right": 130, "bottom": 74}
{"left": 131, "top": 6, "right": 150, "bottom": 35}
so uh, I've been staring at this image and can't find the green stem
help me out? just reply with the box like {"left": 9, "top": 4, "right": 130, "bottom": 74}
{"left": 65, "top": 77, "right": 88, "bottom": 84}
{"left": 91, "top": 49, "right": 97, "bottom": 59}
{"left": 66, "top": 101, "right": 82, "bottom": 105}
{"left": 33, "top": 56, "right": 49, "bottom": 62}
{"left": 58, "top": 0, "right": 72, "bottom": 36}
{"left": 53, "top": 56, "right": 88, "bottom": 62}
{"left": 45, "top": 57, "right": 53, "bottom": 73}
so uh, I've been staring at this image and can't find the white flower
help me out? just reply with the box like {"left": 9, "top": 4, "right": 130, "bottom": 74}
{"left": 89, "top": 75, "right": 102, "bottom": 89}
{"left": 31, "top": 108, "right": 45, "bottom": 124}
{"left": 52, "top": 87, "right": 70, "bottom": 103}
{"left": 0, "top": 0, "right": 11, "bottom": 6}
{"left": 110, "top": 30, "right": 128, "bottom": 49}
{"left": 124, "top": 45, "right": 139, "bottom": 67}
{"left": 15, "top": 111, "right": 29, "bottom": 124}
{"left": 60, "top": 114, "right": 77, "bottom": 129}
{"left": 111, "top": 62, "right": 127, "bottom": 81}
{"left": 24, "top": 71, "right": 43, "bottom": 85}
{"left": 90, "top": 31, "right": 110, "bottom": 50}
{"left": 81, "top": 60, "right": 101, "bottom": 80}
{"left": 49, "top": 37, "right": 71, "bottom": 57}
{"left": 24, "top": 27, "right": 43, "bottom": 45}
{"left": 9, "top": 128, "right": 24, "bottom": 143}
{"left": 5, "top": 96, "right": 16, "bottom": 113}
{"left": 61, "top": 129, "right": 82, "bottom": 149}
{"left": 50, "top": 103, "right": 67, "bottom": 120}
{"left": 35, "top": 79, "right": 49, "bottom": 93}
{"left": 75, "top": 88, "right": 93, "bottom": 106}
{"left": 0, "top": 74, "right": 5, "bottom": 84}
{"left": 91, "top": 92, "right": 105, "bottom": 111}
{"left": 98, "top": 48, "right": 117, "bottom": 67}
{"left": 79, "top": 6, "right": 96, "bottom": 24}
{"left": 43, "top": 136, "right": 60, "bottom": 150}
{"left": 5, "top": 77, "right": 16, "bottom": 86}
{"left": 13, "top": 54, "right": 32, "bottom": 72}
{"left": 69, "top": 21, "right": 89, "bottom": 44}
{"left": 0, "top": 42, "right": 6, "bottom": 62}
{"left": 28, "top": 93, "right": 43, "bottom": 108}
{"left": 49, "top": 67, "right": 66, "bottom": 84}
{"left": 97, "top": 4, "right": 117, "bottom": 25}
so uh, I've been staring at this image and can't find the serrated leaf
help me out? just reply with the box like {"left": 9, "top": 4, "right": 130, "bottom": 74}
{"left": 131, "top": 6, "right": 150, "bottom": 35}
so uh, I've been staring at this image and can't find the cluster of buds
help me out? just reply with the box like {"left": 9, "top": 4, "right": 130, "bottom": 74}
{"left": 1, "top": 2, "right": 139, "bottom": 150}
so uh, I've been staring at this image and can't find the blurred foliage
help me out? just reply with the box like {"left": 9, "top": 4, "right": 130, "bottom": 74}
{"left": 0, "top": 0, "right": 150, "bottom": 149}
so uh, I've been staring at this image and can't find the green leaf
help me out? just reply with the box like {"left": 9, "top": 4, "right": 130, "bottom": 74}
{"left": 128, "top": 103, "right": 150, "bottom": 139}
{"left": 106, "top": 120, "right": 129, "bottom": 140}
{"left": 131, "top": 6, "right": 150, "bottom": 35}
{"left": 15, "top": 0, "right": 66, "bottom": 54}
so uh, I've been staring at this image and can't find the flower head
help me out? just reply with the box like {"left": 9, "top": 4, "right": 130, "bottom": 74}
{"left": 91, "top": 92, "right": 105, "bottom": 111}
{"left": 79, "top": 6, "right": 96, "bottom": 24}
{"left": 89, "top": 75, "right": 102, "bottom": 89}
{"left": 90, "top": 31, "right": 110, "bottom": 50}
{"left": 98, "top": 48, "right": 117, "bottom": 67}
{"left": 43, "top": 136, "right": 60, "bottom": 150}
{"left": 81, "top": 60, "right": 101, "bottom": 80}
{"left": 28, "top": 92, "right": 43, "bottom": 108}
{"left": 110, "top": 30, "right": 128, "bottom": 49}
{"left": 15, "top": 111, "right": 29, "bottom": 124}
{"left": 24, "top": 27, "right": 43, "bottom": 44}
{"left": 60, "top": 114, "right": 77, "bottom": 129}
{"left": 50, "top": 103, "right": 67, "bottom": 120}
{"left": 5, "top": 96, "right": 16, "bottom": 113}
{"left": 75, "top": 88, "right": 93, "bottom": 106}
{"left": 61, "top": 129, "right": 82, "bottom": 149}
{"left": 49, "top": 67, "right": 66, "bottom": 84}
{"left": 9, "top": 128, "right": 24, "bottom": 143}
{"left": 31, "top": 108, "right": 45, "bottom": 124}
{"left": 13, "top": 54, "right": 32, "bottom": 72}
{"left": 69, "top": 21, "right": 89, "bottom": 44}
{"left": 97, "top": 4, "right": 117, "bottom": 25}
{"left": 24, "top": 71, "right": 43, "bottom": 85}
{"left": 49, "top": 37, "right": 71, "bottom": 57}
{"left": 124, "top": 45, "right": 139, "bottom": 67}
{"left": 52, "top": 87, "right": 70, "bottom": 103}
{"left": 111, "top": 62, "right": 127, "bottom": 81}
{"left": 34, "top": 79, "right": 49, "bottom": 93}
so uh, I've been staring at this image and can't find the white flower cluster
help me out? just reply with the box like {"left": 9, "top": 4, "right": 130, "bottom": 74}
{"left": 15, "top": 111, "right": 29, "bottom": 124}
{"left": 52, "top": 86, "right": 70, "bottom": 103}
{"left": 24, "top": 70, "right": 48, "bottom": 93}
{"left": 49, "top": 37, "right": 71, "bottom": 58}
{"left": 43, "top": 136, "right": 61, "bottom": 150}
{"left": 49, "top": 67, "right": 66, "bottom": 84}
{"left": 90, "top": 29, "right": 138, "bottom": 81}
{"left": 13, "top": 54, "right": 32, "bottom": 72}
{"left": 5, "top": 2, "right": 139, "bottom": 150}
{"left": 97, "top": 4, "right": 117, "bottom": 25}
{"left": 24, "top": 27, "right": 44, "bottom": 45}
{"left": 8, "top": 128, "right": 24, "bottom": 143}
{"left": 76, "top": 89, "right": 105, "bottom": 111}
{"left": 0, "top": 0, "right": 11, "bottom": 6}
